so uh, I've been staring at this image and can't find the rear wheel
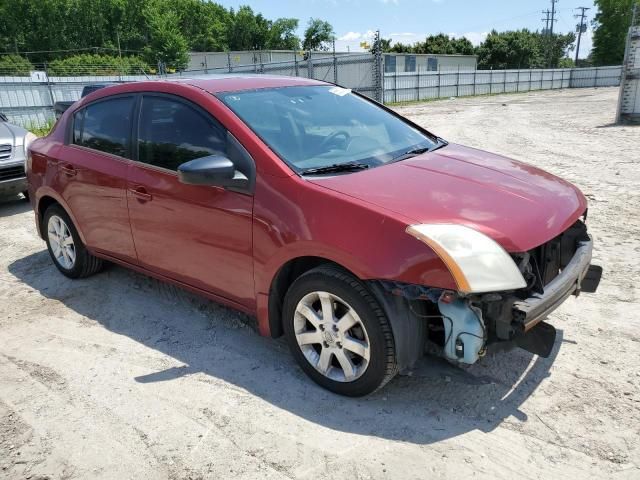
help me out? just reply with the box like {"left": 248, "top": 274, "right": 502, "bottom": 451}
{"left": 283, "top": 265, "right": 397, "bottom": 396}
{"left": 43, "top": 204, "right": 103, "bottom": 278}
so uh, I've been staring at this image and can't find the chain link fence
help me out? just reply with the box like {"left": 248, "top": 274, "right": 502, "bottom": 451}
{"left": 0, "top": 63, "right": 151, "bottom": 127}
{"left": 384, "top": 66, "right": 622, "bottom": 103}
{"left": 0, "top": 52, "right": 624, "bottom": 128}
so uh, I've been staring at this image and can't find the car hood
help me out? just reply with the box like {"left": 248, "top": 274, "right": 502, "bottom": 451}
{"left": 308, "top": 144, "right": 587, "bottom": 252}
{"left": 0, "top": 120, "right": 27, "bottom": 145}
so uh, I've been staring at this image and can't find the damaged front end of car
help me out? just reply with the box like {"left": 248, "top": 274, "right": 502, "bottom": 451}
{"left": 370, "top": 218, "right": 602, "bottom": 371}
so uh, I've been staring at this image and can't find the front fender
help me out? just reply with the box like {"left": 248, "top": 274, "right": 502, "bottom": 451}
{"left": 252, "top": 173, "right": 458, "bottom": 337}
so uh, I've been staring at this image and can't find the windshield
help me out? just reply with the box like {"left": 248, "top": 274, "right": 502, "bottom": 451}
{"left": 218, "top": 85, "right": 438, "bottom": 173}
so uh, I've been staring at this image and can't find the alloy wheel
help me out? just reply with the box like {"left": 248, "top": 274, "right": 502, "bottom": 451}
{"left": 293, "top": 291, "right": 371, "bottom": 382}
{"left": 47, "top": 215, "right": 76, "bottom": 270}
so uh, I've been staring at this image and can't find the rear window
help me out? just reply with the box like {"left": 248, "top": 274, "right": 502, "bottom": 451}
{"left": 72, "top": 97, "right": 134, "bottom": 157}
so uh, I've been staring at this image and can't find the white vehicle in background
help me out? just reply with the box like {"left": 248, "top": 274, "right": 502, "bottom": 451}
{"left": 0, "top": 112, "right": 37, "bottom": 201}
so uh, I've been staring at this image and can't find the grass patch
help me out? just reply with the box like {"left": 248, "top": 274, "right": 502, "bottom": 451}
{"left": 25, "top": 119, "right": 56, "bottom": 137}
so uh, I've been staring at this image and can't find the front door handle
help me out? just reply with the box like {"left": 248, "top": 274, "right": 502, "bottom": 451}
{"left": 60, "top": 164, "right": 77, "bottom": 177}
{"left": 129, "top": 187, "right": 152, "bottom": 202}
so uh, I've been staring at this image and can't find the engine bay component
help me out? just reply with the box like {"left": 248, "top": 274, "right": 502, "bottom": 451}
{"left": 437, "top": 297, "right": 486, "bottom": 364}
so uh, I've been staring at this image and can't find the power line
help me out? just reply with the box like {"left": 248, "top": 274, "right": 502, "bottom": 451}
{"left": 574, "top": 7, "right": 590, "bottom": 64}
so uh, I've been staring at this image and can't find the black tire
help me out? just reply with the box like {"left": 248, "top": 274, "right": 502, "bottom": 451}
{"left": 282, "top": 265, "right": 397, "bottom": 396}
{"left": 43, "top": 204, "right": 103, "bottom": 279}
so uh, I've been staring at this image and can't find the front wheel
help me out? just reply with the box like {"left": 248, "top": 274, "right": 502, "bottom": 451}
{"left": 283, "top": 265, "right": 397, "bottom": 396}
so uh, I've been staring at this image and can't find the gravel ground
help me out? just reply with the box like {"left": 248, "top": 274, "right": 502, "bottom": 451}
{"left": 1, "top": 87, "right": 639, "bottom": 480}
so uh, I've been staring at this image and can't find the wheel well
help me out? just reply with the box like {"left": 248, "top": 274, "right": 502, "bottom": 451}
{"left": 268, "top": 256, "right": 353, "bottom": 338}
{"left": 37, "top": 196, "right": 59, "bottom": 238}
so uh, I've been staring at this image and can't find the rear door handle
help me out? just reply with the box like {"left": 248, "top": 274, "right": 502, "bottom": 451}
{"left": 129, "top": 187, "right": 152, "bottom": 202}
{"left": 60, "top": 164, "right": 77, "bottom": 177}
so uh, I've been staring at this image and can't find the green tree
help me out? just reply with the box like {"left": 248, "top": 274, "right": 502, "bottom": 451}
{"left": 388, "top": 41, "right": 413, "bottom": 53}
{"left": 227, "top": 6, "right": 270, "bottom": 50}
{"left": 173, "top": 0, "right": 230, "bottom": 52}
{"left": 47, "top": 53, "right": 149, "bottom": 75}
{"left": 414, "top": 34, "right": 475, "bottom": 55}
{"left": 592, "top": 0, "right": 640, "bottom": 65}
{"left": 0, "top": 54, "right": 33, "bottom": 75}
{"left": 142, "top": 3, "right": 189, "bottom": 70}
{"left": 303, "top": 18, "right": 334, "bottom": 51}
{"left": 477, "top": 30, "right": 543, "bottom": 69}
{"left": 476, "top": 29, "right": 575, "bottom": 69}
{"left": 267, "top": 18, "right": 300, "bottom": 50}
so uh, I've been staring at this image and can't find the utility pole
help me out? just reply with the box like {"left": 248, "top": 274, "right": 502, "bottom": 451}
{"left": 574, "top": 7, "right": 590, "bottom": 65}
{"left": 547, "top": 0, "right": 559, "bottom": 67}
{"left": 542, "top": 10, "right": 551, "bottom": 35}
{"left": 550, "top": 0, "right": 558, "bottom": 36}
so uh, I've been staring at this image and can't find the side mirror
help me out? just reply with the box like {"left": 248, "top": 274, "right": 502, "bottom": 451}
{"left": 177, "top": 155, "right": 237, "bottom": 186}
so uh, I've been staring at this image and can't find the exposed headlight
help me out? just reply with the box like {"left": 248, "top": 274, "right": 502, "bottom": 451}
{"left": 406, "top": 224, "right": 527, "bottom": 294}
{"left": 23, "top": 132, "right": 38, "bottom": 168}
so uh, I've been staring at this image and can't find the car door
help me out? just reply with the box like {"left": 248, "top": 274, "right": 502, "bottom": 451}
{"left": 59, "top": 95, "right": 137, "bottom": 262}
{"left": 127, "top": 93, "right": 255, "bottom": 306}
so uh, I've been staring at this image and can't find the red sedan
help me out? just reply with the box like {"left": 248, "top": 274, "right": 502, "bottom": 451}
{"left": 26, "top": 76, "right": 601, "bottom": 396}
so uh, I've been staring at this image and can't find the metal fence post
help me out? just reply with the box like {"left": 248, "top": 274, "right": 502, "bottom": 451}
{"left": 437, "top": 68, "right": 441, "bottom": 98}
{"left": 373, "top": 30, "right": 383, "bottom": 102}
{"left": 416, "top": 67, "right": 420, "bottom": 101}
{"left": 473, "top": 69, "right": 476, "bottom": 96}
{"left": 490, "top": 69, "right": 493, "bottom": 95}
{"left": 569, "top": 67, "right": 574, "bottom": 88}
{"left": 529, "top": 69, "right": 532, "bottom": 92}
{"left": 307, "top": 51, "right": 313, "bottom": 79}
{"left": 456, "top": 65, "right": 460, "bottom": 97}
{"left": 44, "top": 63, "right": 55, "bottom": 115}
{"left": 540, "top": 70, "right": 543, "bottom": 90}
{"left": 594, "top": 67, "right": 599, "bottom": 87}
{"left": 227, "top": 52, "right": 232, "bottom": 73}
{"left": 333, "top": 51, "right": 338, "bottom": 84}
{"left": 394, "top": 71, "right": 397, "bottom": 103}
{"left": 294, "top": 52, "right": 299, "bottom": 76}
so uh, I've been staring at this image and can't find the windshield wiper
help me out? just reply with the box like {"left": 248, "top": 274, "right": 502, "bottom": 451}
{"left": 392, "top": 147, "right": 431, "bottom": 162}
{"left": 431, "top": 137, "right": 449, "bottom": 152}
{"left": 300, "top": 162, "right": 370, "bottom": 176}
{"left": 391, "top": 138, "right": 449, "bottom": 163}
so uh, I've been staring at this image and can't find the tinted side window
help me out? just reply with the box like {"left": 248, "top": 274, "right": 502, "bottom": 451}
{"left": 74, "top": 97, "right": 134, "bottom": 157}
{"left": 138, "top": 96, "right": 226, "bottom": 171}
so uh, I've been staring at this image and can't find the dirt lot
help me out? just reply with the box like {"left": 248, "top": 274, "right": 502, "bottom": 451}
{"left": 1, "top": 87, "right": 639, "bottom": 479}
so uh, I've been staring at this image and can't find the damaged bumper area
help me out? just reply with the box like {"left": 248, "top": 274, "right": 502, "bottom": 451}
{"left": 513, "top": 237, "right": 600, "bottom": 333}
{"left": 372, "top": 220, "right": 602, "bottom": 369}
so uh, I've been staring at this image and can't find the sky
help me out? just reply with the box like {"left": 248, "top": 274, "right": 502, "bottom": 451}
{"left": 216, "top": 0, "right": 598, "bottom": 58}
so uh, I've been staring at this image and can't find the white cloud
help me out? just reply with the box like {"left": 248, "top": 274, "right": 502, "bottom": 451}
{"left": 338, "top": 30, "right": 376, "bottom": 42}
{"left": 339, "top": 32, "right": 362, "bottom": 41}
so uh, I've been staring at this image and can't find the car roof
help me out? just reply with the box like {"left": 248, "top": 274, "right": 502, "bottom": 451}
{"left": 174, "top": 74, "right": 328, "bottom": 94}
{"left": 73, "top": 75, "right": 330, "bottom": 110}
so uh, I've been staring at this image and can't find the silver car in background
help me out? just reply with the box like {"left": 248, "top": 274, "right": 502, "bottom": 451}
{"left": 0, "top": 113, "right": 36, "bottom": 200}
